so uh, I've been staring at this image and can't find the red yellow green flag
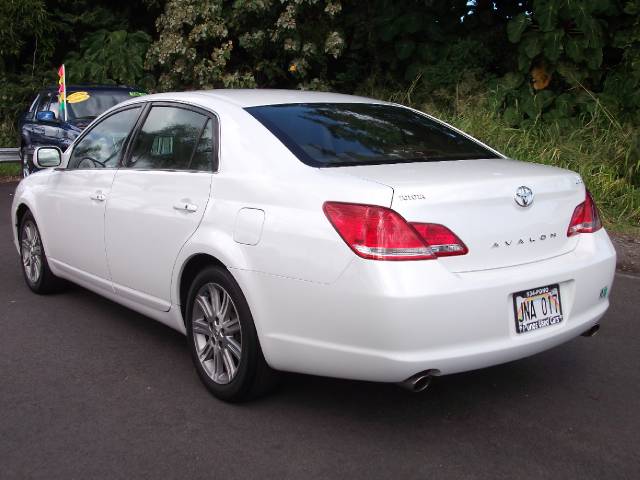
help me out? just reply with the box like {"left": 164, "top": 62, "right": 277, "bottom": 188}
{"left": 57, "top": 65, "right": 67, "bottom": 121}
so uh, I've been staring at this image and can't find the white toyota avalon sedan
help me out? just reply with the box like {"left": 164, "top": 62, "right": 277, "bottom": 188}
{"left": 11, "top": 90, "right": 616, "bottom": 401}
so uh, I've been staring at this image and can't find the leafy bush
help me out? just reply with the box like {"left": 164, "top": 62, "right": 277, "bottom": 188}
{"left": 146, "top": 0, "right": 345, "bottom": 90}
{"left": 425, "top": 94, "right": 640, "bottom": 229}
{"left": 65, "top": 29, "right": 154, "bottom": 87}
{"left": 0, "top": 0, "right": 52, "bottom": 74}
{"left": 496, "top": 0, "right": 640, "bottom": 126}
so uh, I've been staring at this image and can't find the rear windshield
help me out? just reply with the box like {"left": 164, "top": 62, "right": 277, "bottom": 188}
{"left": 246, "top": 103, "right": 499, "bottom": 167}
{"left": 51, "top": 90, "right": 144, "bottom": 121}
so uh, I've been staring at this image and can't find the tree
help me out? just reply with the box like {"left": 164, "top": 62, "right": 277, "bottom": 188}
{"left": 145, "top": 0, "right": 345, "bottom": 90}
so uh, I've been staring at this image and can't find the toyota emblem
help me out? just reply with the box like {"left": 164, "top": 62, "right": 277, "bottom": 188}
{"left": 514, "top": 186, "right": 534, "bottom": 207}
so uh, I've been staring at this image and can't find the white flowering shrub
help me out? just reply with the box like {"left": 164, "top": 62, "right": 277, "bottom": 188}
{"left": 146, "top": 0, "right": 345, "bottom": 91}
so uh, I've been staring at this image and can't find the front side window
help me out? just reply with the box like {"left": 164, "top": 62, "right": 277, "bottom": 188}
{"left": 68, "top": 107, "right": 142, "bottom": 169}
{"left": 246, "top": 103, "right": 499, "bottom": 167}
{"left": 127, "top": 106, "right": 214, "bottom": 171}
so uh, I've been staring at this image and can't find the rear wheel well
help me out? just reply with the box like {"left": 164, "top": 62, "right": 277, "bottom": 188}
{"left": 179, "top": 254, "right": 227, "bottom": 323}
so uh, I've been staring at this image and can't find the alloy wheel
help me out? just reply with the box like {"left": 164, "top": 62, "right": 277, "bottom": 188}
{"left": 191, "top": 283, "right": 243, "bottom": 384}
{"left": 21, "top": 221, "right": 42, "bottom": 284}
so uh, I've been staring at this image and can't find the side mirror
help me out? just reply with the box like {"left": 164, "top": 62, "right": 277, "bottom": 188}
{"left": 36, "top": 111, "right": 56, "bottom": 122}
{"left": 33, "top": 147, "right": 62, "bottom": 168}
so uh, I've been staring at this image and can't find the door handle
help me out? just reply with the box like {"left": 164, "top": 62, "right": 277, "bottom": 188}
{"left": 90, "top": 192, "right": 106, "bottom": 202}
{"left": 173, "top": 202, "right": 198, "bottom": 213}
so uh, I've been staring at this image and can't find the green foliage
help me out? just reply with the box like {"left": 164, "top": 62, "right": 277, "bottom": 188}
{"left": 0, "top": 71, "right": 54, "bottom": 146}
{"left": 0, "top": 0, "right": 159, "bottom": 145}
{"left": 0, "top": 0, "right": 53, "bottom": 73}
{"left": 498, "top": 0, "right": 640, "bottom": 127}
{"left": 146, "top": 0, "right": 345, "bottom": 90}
{"left": 65, "top": 30, "right": 153, "bottom": 87}
{"left": 421, "top": 95, "right": 640, "bottom": 230}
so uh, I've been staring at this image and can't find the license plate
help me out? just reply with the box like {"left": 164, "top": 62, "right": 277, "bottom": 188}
{"left": 512, "top": 284, "right": 563, "bottom": 334}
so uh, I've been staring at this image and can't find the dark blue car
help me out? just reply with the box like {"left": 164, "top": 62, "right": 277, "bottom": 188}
{"left": 19, "top": 84, "right": 145, "bottom": 177}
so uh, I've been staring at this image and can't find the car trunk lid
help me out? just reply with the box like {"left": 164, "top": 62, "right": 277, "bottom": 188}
{"left": 334, "top": 158, "right": 584, "bottom": 272}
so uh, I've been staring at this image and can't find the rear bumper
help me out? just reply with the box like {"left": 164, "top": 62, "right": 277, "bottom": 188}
{"left": 234, "top": 230, "right": 616, "bottom": 383}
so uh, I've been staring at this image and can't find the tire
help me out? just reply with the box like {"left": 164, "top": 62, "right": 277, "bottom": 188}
{"left": 19, "top": 211, "right": 63, "bottom": 294}
{"left": 20, "top": 145, "right": 31, "bottom": 178}
{"left": 186, "top": 266, "right": 278, "bottom": 402}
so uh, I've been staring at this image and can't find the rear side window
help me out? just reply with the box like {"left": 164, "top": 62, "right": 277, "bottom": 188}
{"left": 246, "top": 103, "right": 499, "bottom": 167}
{"left": 189, "top": 119, "right": 215, "bottom": 171}
{"left": 127, "top": 106, "right": 215, "bottom": 171}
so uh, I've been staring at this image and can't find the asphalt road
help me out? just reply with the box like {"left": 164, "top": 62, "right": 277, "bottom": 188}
{"left": 1, "top": 181, "right": 639, "bottom": 480}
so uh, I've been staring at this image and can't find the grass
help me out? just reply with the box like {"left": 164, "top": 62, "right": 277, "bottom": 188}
{"left": 0, "top": 162, "right": 20, "bottom": 178}
{"left": 438, "top": 109, "right": 639, "bottom": 234}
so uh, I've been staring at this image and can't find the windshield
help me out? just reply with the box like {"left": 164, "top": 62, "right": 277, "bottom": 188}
{"left": 246, "top": 103, "right": 499, "bottom": 167}
{"left": 50, "top": 90, "right": 143, "bottom": 121}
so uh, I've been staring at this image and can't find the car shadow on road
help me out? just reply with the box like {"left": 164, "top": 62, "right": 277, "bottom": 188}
{"left": 54, "top": 280, "right": 591, "bottom": 424}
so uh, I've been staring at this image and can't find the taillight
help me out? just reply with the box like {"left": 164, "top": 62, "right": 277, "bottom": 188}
{"left": 410, "top": 223, "right": 468, "bottom": 257}
{"left": 567, "top": 190, "right": 602, "bottom": 237}
{"left": 323, "top": 202, "right": 467, "bottom": 261}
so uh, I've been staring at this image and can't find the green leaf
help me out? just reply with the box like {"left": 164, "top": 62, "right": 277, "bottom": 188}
{"left": 522, "top": 33, "right": 542, "bottom": 59}
{"left": 533, "top": 89, "right": 555, "bottom": 111}
{"left": 576, "top": 16, "right": 603, "bottom": 48}
{"left": 591, "top": 0, "right": 613, "bottom": 14}
{"left": 543, "top": 30, "right": 565, "bottom": 61}
{"left": 110, "top": 30, "right": 127, "bottom": 44}
{"left": 500, "top": 72, "right": 524, "bottom": 90}
{"left": 556, "top": 61, "right": 587, "bottom": 85}
{"left": 378, "top": 22, "right": 400, "bottom": 42}
{"left": 554, "top": 93, "right": 575, "bottom": 117}
{"left": 585, "top": 47, "right": 603, "bottom": 69}
{"left": 518, "top": 51, "right": 532, "bottom": 72}
{"left": 520, "top": 93, "right": 539, "bottom": 119}
{"left": 396, "top": 14, "right": 422, "bottom": 34}
{"left": 507, "top": 13, "right": 529, "bottom": 43}
{"left": 534, "top": 0, "right": 558, "bottom": 32}
{"left": 565, "top": 36, "right": 583, "bottom": 62}
{"left": 395, "top": 40, "right": 416, "bottom": 60}
{"left": 503, "top": 106, "right": 522, "bottom": 126}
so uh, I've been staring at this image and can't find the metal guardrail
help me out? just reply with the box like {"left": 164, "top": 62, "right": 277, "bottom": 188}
{"left": 0, "top": 148, "right": 20, "bottom": 163}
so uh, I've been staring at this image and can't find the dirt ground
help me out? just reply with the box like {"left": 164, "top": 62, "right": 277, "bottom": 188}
{"left": 611, "top": 233, "right": 640, "bottom": 275}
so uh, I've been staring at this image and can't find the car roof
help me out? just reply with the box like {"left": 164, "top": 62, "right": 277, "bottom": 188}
{"left": 97, "top": 89, "right": 394, "bottom": 118}
{"left": 193, "top": 89, "right": 388, "bottom": 108}
{"left": 40, "top": 84, "right": 142, "bottom": 93}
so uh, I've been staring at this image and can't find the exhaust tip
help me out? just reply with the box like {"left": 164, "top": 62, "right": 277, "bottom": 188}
{"left": 398, "top": 370, "right": 439, "bottom": 393}
{"left": 581, "top": 324, "right": 600, "bottom": 337}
